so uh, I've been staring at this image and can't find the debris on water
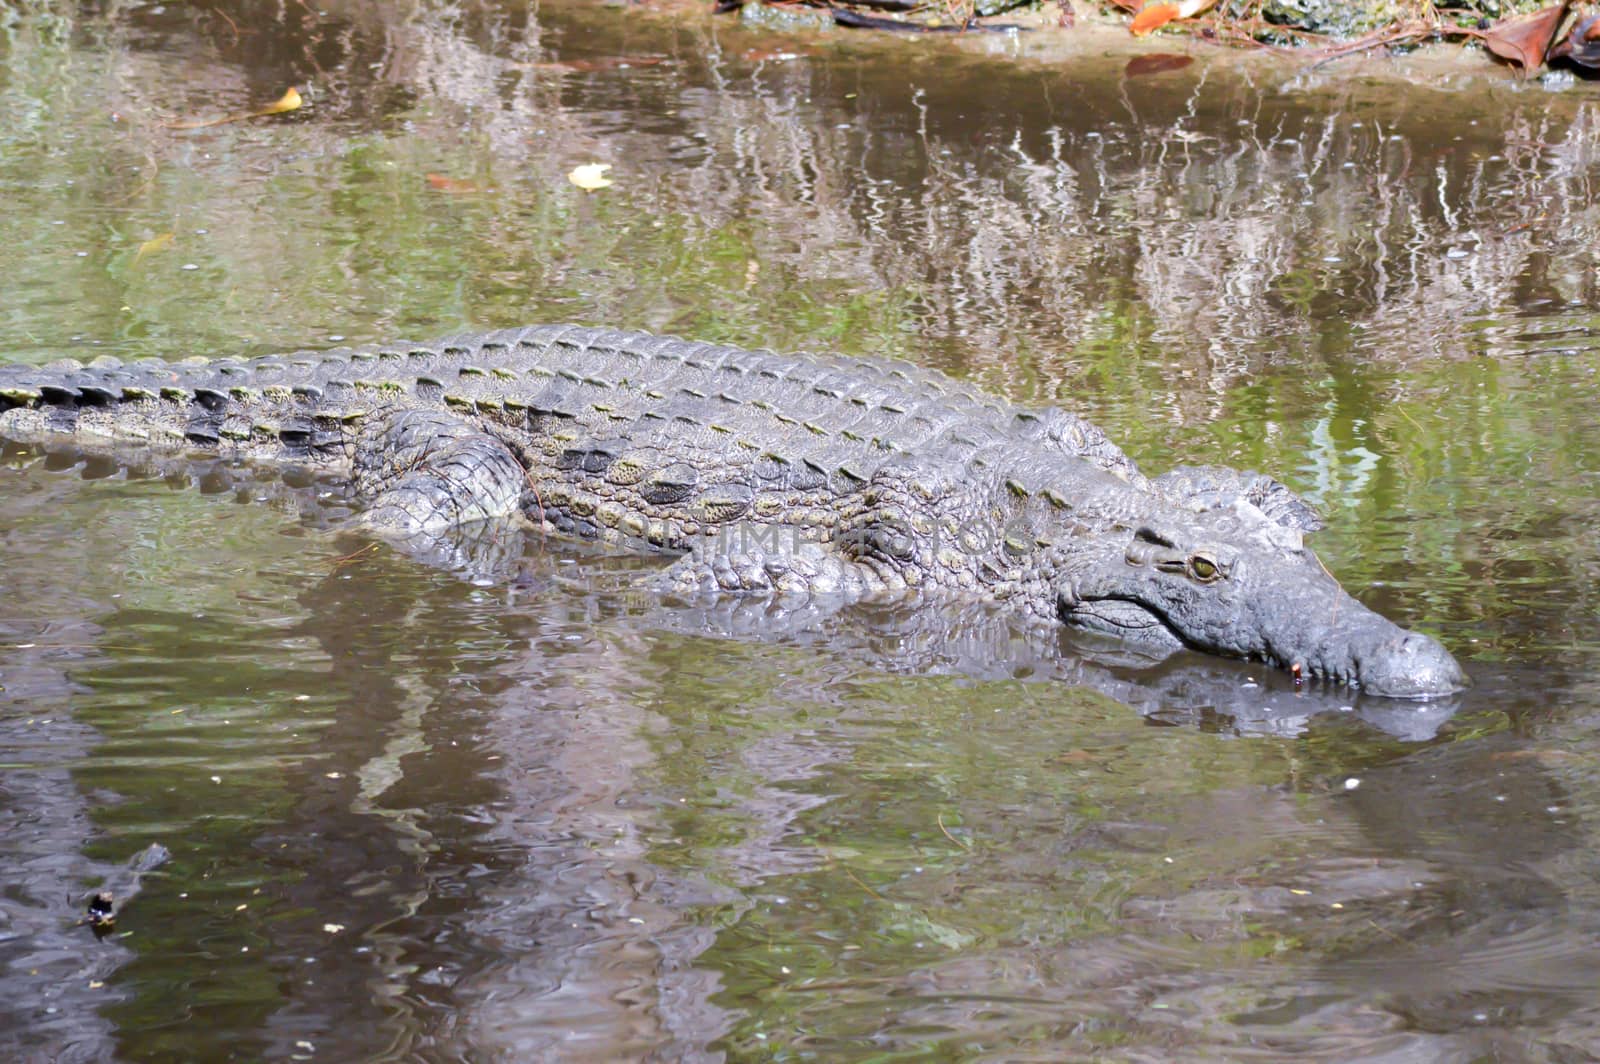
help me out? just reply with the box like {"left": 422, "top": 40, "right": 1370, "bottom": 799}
{"left": 85, "top": 892, "right": 116, "bottom": 928}
{"left": 568, "top": 163, "right": 613, "bottom": 190}
{"left": 82, "top": 843, "right": 171, "bottom": 935}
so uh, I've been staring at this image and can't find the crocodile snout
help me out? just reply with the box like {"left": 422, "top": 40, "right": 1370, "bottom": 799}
{"left": 1354, "top": 630, "right": 1468, "bottom": 699}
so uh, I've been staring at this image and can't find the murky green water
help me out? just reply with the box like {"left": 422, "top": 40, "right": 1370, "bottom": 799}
{"left": 5, "top": 1, "right": 1600, "bottom": 1059}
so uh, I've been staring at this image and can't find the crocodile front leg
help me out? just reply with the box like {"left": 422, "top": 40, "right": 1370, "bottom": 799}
{"left": 351, "top": 408, "right": 529, "bottom": 539}
{"left": 659, "top": 522, "right": 887, "bottom": 601}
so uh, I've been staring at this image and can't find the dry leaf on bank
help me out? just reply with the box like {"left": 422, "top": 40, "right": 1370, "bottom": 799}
{"left": 1130, "top": 0, "right": 1216, "bottom": 37}
{"left": 1485, "top": 3, "right": 1571, "bottom": 77}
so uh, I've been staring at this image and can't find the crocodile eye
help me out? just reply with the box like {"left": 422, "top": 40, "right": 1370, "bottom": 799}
{"left": 1188, "top": 554, "right": 1220, "bottom": 582}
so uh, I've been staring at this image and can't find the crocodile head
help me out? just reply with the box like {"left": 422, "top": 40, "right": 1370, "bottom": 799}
{"left": 1055, "top": 501, "right": 1467, "bottom": 699}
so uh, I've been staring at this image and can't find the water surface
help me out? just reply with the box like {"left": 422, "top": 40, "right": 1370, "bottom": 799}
{"left": 4, "top": 2, "right": 1600, "bottom": 1059}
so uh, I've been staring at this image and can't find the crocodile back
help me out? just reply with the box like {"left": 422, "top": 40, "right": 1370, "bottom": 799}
{"left": 0, "top": 325, "right": 1148, "bottom": 550}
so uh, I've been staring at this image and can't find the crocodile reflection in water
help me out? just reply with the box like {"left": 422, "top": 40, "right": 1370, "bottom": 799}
{"left": 0, "top": 325, "right": 1467, "bottom": 698}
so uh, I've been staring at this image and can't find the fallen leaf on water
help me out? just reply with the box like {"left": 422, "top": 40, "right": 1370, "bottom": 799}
{"left": 1054, "top": 749, "right": 1099, "bottom": 764}
{"left": 1125, "top": 52, "right": 1194, "bottom": 77}
{"left": 1130, "top": 0, "right": 1215, "bottom": 37}
{"left": 1485, "top": 3, "right": 1571, "bottom": 77}
{"left": 132, "top": 231, "right": 174, "bottom": 265}
{"left": 425, "top": 173, "right": 483, "bottom": 194}
{"left": 568, "top": 163, "right": 613, "bottom": 190}
{"left": 165, "top": 86, "right": 303, "bottom": 130}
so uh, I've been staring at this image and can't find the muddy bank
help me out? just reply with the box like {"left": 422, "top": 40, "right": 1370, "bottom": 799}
{"left": 724, "top": 0, "right": 1595, "bottom": 82}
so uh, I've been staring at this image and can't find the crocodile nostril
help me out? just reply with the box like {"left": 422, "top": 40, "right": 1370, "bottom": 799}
{"left": 1133, "top": 526, "right": 1177, "bottom": 549}
{"left": 1125, "top": 532, "right": 1167, "bottom": 566}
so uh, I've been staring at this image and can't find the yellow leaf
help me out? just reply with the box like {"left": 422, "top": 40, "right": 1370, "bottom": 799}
{"left": 259, "top": 87, "right": 302, "bottom": 116}
{"left": 133, "top": 232, "right": 174, "bottom": 265}
{"left": 165, "top": 87, "right": 303, "bottom": 130}
{"left": 568, "top": 163, "right": 613, "bottom": 190}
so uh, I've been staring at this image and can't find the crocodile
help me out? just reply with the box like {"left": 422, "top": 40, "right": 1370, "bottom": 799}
{"left": 0, "top": 324, "right": 1467, "bottom": 698}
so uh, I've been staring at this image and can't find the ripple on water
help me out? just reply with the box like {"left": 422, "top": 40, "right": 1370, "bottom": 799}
{"left": 9, "top": 5, "right": 1600, "bottom": 1057}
